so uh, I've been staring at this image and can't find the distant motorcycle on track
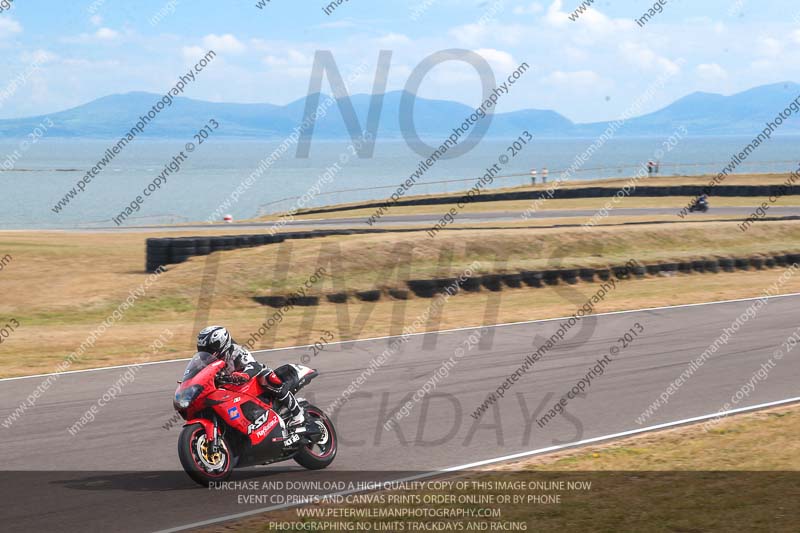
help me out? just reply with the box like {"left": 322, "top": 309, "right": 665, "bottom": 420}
{"left": 689, "top": 195, "right": 709, "bottom": 213}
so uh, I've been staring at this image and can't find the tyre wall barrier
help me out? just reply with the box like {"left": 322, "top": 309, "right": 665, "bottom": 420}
{"left": 433, "top": 278, "right": 458, "bottom": 293}
{"left": 481, "top": 274, "right": 503, "bottom": 292}
{"left": 145, "top": 238, "right": 172, "bottom": 273}
{"left": 579, "top": 268, "right": 596, "bottom": 282}
{"left": 253, "top": 296, "right": 287, "bottom": 308}
{"left": 596, "top": 268, "right": 611, "bottom": 281}
{"left": 407, "top": 279, "right": 437, "bottom": 298}
{"left": 250, "top": 253, "right": 800, "bottom": 306}
{"left": 326, "top": 293, "right": 349, "bottom": 304}
{"left": 520, "top": 271, "right": 543, "bottom": 287}
{"left": 461, "top": 277, "right": 482, "bottom": 292}
{"left": 718, "top": 258, "right": 734, "bottom": 272}
{"left": 388, "top": 289, "right": 410, "bottom": 300}
{"left": 147, "top": 231, "right": 346, "bottom": 272}
{"left": 145, "top": 228, "right": 434, "bottom": 273}
{"left": 543, "top": 270, "right": 561, "bottom": 286}
{"left": 560, "top": 269, "right": 579, "bottom": 284}
{"left": 502, "top": 273, "right": 523, "bottom": 288}
{"left": 645, "top": 264, "right": 661, "bottom": 275}
{"left": 356, "top": 290, "right": 382, "bottom": 302}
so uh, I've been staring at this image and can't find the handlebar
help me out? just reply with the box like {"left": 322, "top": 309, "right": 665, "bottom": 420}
{"left": 216, "top": 374, "right": 245, "bottom": 386}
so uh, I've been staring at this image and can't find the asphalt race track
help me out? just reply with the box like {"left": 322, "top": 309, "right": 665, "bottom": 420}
{"left": 73, "top": 206, "right": 800, "bottom": 232}
{"left": 1, "top": 294, "right": 799, "bottom": 531}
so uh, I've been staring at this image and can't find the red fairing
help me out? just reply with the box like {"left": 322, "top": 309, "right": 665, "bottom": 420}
{"left": 247, "top": 410, "right": 281, "bottom": 445}
{"left": 186, "top": 418, "right": 215, "bottom": 440}
{"left": 174, "top": 353, "right": 283, "bottom": 446}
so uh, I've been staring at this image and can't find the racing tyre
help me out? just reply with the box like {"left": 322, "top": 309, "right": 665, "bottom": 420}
{"left": 294, "top": 405, "right": 337, "bottom": 470}
{"left": 178, "top": 424, "right": 233, "bottom": 486}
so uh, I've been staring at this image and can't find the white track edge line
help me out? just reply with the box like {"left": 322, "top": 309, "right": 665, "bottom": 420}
{"left": 153, "top": 395, "right": 800, "bottom": 533}
{"left": 4, "top": 291, "right": 799, "bottom": 383}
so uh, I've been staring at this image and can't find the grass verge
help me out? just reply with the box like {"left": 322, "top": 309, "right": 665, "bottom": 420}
{"left": 2, "top": 219, "right": 800, "bottom": 377}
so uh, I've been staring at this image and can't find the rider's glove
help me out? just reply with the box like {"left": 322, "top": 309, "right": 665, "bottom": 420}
{"left": 230, "top": 372, "right": 250, "bottom": 384}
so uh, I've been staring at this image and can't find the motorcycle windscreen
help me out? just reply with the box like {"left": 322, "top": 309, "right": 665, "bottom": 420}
{"left": 181, "top": 351, "right": 216, "bottom": 381}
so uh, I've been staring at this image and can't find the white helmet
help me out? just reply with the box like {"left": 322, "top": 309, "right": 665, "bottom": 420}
{"left": 197, "top": 325, "right": 233, "bottom": 357}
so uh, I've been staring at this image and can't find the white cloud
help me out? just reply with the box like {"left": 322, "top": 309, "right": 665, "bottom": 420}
{"left": 21, "top": 49, "right": 58, "bottom": 64}
{"left": 544, "top": 0, "right": 570, "bottom": 26}
{"left": 182, "top": 46, "right": 205, "bottom": 60}
{"left": 475, "top": 48, "right": 518, "bottom": 73}
{"left": 263, "top": 49, "right": 310, "bottom": 68}
{"left": 449, "top": 21, "right": 527, "bottom": 47}
{"left": 563, "top": 46, "right": 588, "bottom": 62}
{"left": 63, "top": 27, "right": 124, "bottom": 44}
{"left": 544, "top": 69, "right": 603, "bottom": 87}
{"left": 202, "top": 34, "right": 246, "bottom": 54}
{"left": 513, "top": 2, "right": 543, "bottom": 15}
{"left": 90, "top": 15, "right": 103, "bottom": 27}
{"left": 545, "top": 0, "right": 635, "bottom": 34}
{"left": 619, "top": 41, "right": 681, "bottom": 75}
{"left": 451, "top": 23, "right": 490, "bottom": 46}
{"left": 0, "top": 17, "right": 22, "bottom": 37}
{"left": 375, "top": 33, "right": 411, "bottom": 46}
{"left": 315, "top": 20, "right": 357, "bottom": 29}
{"left": 61, "top": 58, "right": 120, "bottom": 68}
{"left": 749, "top": 59, "right": 773, "bottom": 70}
{"left": 696, "top": 63, "right": 728, "bottom": 81}
{"left": 757, "top": 37, "right": 782, "bottom": 57}
{"left": 95, "top": 28, "right": 119, "bottom": 41}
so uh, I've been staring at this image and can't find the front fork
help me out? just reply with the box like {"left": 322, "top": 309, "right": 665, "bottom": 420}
{"left": 210, "top": 416, "right": 221, "bottom": 453}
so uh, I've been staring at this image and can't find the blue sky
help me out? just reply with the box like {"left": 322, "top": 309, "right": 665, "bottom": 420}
{"left": 0, "top": 0, "right": 795, "bottom": 122}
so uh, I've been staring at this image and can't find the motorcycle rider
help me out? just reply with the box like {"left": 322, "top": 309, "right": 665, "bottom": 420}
{"left": 196, "top": 325, "right": 305, "bottom": 427}
{"left": 690, "top": 193, "right": 709, "bottom": 211}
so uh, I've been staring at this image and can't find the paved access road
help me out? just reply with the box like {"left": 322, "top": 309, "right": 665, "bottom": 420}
{"left": 1, "top": 294, "right": 799, "bottom": 531}
{"left": 69, "top": 206, "right": 800, "bottom": 232}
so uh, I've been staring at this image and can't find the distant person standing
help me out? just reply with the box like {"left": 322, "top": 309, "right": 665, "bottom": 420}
{"left": 647, "top": 160, "right": 655, "bottom": 176}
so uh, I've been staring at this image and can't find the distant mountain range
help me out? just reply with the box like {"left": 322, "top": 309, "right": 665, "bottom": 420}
{"left": 2, "top": 82, "right": 800, "bottom": 139}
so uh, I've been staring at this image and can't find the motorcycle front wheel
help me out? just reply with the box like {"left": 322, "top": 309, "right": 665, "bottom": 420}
{"left": 294, "top": 404, "right": 337, "bottom": 470}
{"left": 178, "top": 423, "right": 234, "bottom": 486}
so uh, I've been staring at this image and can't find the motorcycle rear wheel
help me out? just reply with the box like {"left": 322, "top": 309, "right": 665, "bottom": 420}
{"left": 178, "top": 423, "right": 233, "bottom": 486}
{"left": 294, "top": 405, "right": 337, "bottom": 470}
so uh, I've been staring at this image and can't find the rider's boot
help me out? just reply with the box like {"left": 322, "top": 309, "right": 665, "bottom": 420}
{"left": 262, "top": 371, "right": 305, "bottom": 428}
{"left": 285, "top": 392, "right": 305, "bottom": 427}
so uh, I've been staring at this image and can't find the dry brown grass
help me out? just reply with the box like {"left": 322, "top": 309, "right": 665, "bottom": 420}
{"left": 507, "top": 403, "right": 800, "bottom": 471}
{"left": 152, "top": 220, "right": 800, "bottom": 295}
{"left": 3, "top": 219, "right": 800, "bottom": 377}
{"left": 5, "top": 265, "right": 800, "bottom": 378}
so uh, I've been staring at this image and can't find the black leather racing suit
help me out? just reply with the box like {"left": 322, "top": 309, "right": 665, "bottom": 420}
{"left": 221, "top": 343, "right": 302, "bottom": 420}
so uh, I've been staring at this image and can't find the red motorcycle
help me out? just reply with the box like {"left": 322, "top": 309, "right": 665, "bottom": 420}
{"left": 173, "top": 352, "right": 337, "bottom": 486}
